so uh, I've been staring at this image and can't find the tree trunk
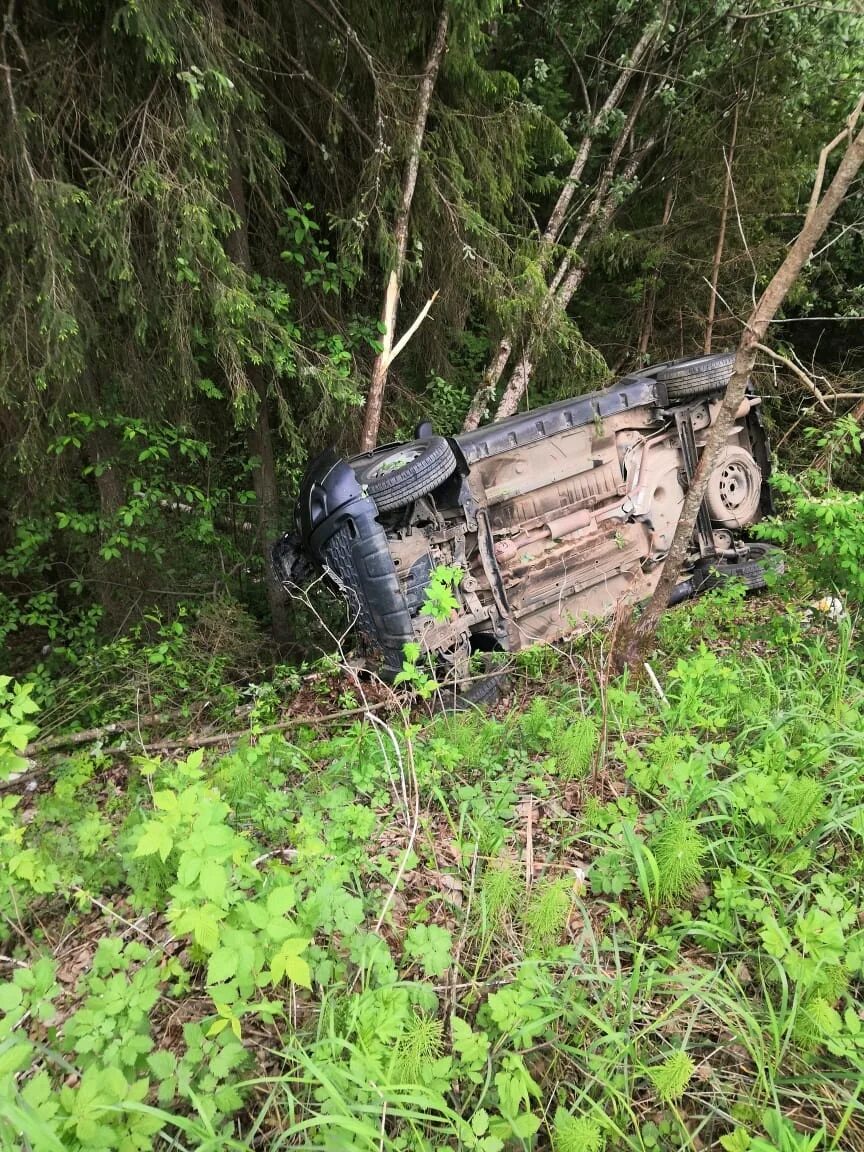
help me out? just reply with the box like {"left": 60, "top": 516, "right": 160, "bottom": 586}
{"left": 462, "top": 335, "right": 512, "bottom": 431}
{"left": 623, "top": 103, "right": 864, "bottom": 665}
{"left": 469, "top": 18, "right": 662, "bottom": 422}
{"left": 704, "top": 103, "right": 739, "bottom": 354}
{"left": 359, "top": 5, "right": 449, "bottom": 451}
{"left": 492, "top": 135, "right": 656, "bottom": 422}
{"left": 638, "top": 185, "right": 675, "bottom": 359}
{"left": 224, "top": 148, "right": 289, "bottom": 643}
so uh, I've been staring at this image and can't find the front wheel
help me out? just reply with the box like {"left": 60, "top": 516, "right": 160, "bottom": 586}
{"left": 351, "top": 436, "right": 457, "bottom": 511}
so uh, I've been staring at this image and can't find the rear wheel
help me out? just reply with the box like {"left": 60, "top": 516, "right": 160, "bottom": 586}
{"left": 351, "top": 437, "right": 457, "bottom": 511}
{"left": 695, "top": 543, "right": 785, "bottom": 592}
{"left": 706, "top": 447, "right": 762, "bottom": 528}
{"left": 651, "top": 352, "right": 736, "bottom": 400}
{"left": 431, "top": 653, "right": 508, "bottom": 713}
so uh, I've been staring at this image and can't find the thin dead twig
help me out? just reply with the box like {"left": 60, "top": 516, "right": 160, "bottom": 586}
{"left": 755, "top": 342, "right": 832, "bottom": 412}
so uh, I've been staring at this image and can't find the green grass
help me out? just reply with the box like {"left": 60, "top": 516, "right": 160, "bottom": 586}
{"left": 2, "top": 585, "right": 864, "bottom": 1150}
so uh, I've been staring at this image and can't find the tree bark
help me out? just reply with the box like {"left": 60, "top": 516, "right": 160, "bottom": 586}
{"left": 624, "top": 102, "right": 864, "bottom": 664}
{"left": 223, "top": 148, "right": 288, "bottom": 643}
{"left": 359, "top": 5, "right": 449, "bottom": 451}
{"left": 492, "top": 135, "right": 656, "bottom": 422}
{"left": 465, "top": 19, "right": 662, "bottom": 430}
{"left": 704, "top": 103, "right": 739, "bottom": 354}
{"left": 638, "top": 185, "right": 675, "bottom": 359}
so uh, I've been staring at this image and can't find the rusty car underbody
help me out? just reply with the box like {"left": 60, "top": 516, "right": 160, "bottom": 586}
{"left": 274, "top": 353, "right": 778, "bottom": 682}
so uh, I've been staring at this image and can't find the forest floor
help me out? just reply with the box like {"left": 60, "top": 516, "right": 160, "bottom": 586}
{"left": 3, "top": 576, "right": 864, "bottom": 1152}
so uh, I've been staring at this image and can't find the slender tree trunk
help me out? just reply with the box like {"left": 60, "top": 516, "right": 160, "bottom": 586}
{"left": 623, "top": 103, "right": 864, "bottom": 665}
{"left": 542, "top": 21, "right": 659, "bottom": 250}
{"left": 359, "top": 5, "right": 449, "bottom": 451}
{"left": 638, "top": 185, "right": 675, "bottom": 359}
{"left": 492, "top": 136, "right": 656, "bottom": 421}
{"left": 462, "top": 336, "right": 512, "bottom": 431}
{"left": 89, "top": 424, "right": 130, "bottom": 619}
{"left": 466, "top": 19, "right": 663, "bottom": 430}
{"left": 704, "top": 103, "right": 739, "bottom": 353}
{"left": 224, "top": 150, "right": 289, "bottom": 643}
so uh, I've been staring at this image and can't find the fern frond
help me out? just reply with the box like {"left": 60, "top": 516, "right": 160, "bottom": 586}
{"left": 651, "top": 814, "right": 706, "bottom": 904}
{"left": 794, "top": 996, "right": 842, "bottom": 1052}
{"left": 648, "top": 1049, "right": 695, "bottom": 1102}
{"left": 777, "top": 774, "right": 825, "bottom": 836}
{"left": 480, "top": 858, "right": 522, "bottom": 927}
{"left": 521, "top": 697, "right": 553, "bottom": 750}
{"left": 553, "top": 1107, "right": 606, "bottom": 1152}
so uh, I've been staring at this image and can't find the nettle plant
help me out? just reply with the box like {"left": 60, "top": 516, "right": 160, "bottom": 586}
{"left": 394, "top": 564, "right": 465, "bottom": 697}
{"left": 0, "top": 677, "right": 39, "bottom": 781}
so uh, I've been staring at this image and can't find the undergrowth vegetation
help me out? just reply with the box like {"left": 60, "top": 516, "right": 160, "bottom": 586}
{"left": 3, "top": 578, "right": 864, "bottom": 1151}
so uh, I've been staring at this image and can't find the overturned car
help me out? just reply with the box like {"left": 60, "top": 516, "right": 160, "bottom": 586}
{"left": 274, "top": 353, "right": 779, "bottom": 681}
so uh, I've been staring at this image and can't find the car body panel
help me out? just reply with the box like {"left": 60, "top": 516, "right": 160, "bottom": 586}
{"left": 276, "top": 357, "right": 774, "bottom": 680}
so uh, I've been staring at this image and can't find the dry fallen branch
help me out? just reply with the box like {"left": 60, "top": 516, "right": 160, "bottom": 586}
{"left": 755, "top": 342, "right": 831, "bottom": 412}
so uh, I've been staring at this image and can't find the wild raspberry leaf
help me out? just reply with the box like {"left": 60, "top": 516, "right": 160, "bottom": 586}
{"left": 147, "top": 1049, "right": 177, "bottom": 1079}
{"left": 134, "top": 820, "right": 173, "bottom": 862}
{"left": 270, "top": 937, "right": 312, "bottom": 989}
{"left": 266, "top": 884, "right": 297, "bottom": 917}
{"left": 198, "top": 860, "right": 228, "bottom": 903}
{"left": 207, "top": 946, "right": 239, "bottom": 985}
{"left": 171, "top": 904, "right": 226, "bottom": 951}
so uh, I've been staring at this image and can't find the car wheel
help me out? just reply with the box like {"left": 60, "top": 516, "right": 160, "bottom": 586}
{"left": 431, "top": 654, "right": 508, "bottom": 713}
{"left": 352, "top": 436, "right": 457, "bottom": 511}
{"left": 696, "top": 543, "right": 785, "bottom": 592}
{"left": 653, "top": 352, "right": 736, "bottom": 399}
{"left": 706, "top": 446, "right": 762, "bottom": 528}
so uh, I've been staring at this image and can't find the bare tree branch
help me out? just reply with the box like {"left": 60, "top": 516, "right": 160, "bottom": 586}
{"left": 359, "top": 4, "right": 449, "bottom": 451}
{"left": 755, "top": 341, "right": 831, "bottom": 411}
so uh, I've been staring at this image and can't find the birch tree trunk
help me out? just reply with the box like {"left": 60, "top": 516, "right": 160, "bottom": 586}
{"left": 359, "top": 5, "right": 449, "bottom": 451}
{"left": 492, "top": 135, "right": 656, "bottom": 421}
{"left": 462, "top": 19, "right": 662, "bottom": 431}
{"left": 704, "top": 103, "right": 739, "bottom": 353}
{"left": 623, "top": 101, "right": 864, "bottom": 666}
{"left": 638, "top": 185, "right": 675, "bottom": 358}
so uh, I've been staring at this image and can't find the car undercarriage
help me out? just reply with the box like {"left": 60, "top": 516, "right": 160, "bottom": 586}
{"left": 274, "top": 353, "right": 780, "bottom": 683}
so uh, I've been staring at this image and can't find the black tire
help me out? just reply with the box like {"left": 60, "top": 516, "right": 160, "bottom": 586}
{"left": 653, "top": 353, "right": 736, "bottom": 400}
{"left": 352, "top": 437, "right": 457, "bottom": 511}
{"left": 321, "top": 516, "right": 414, "bottom": 678}
{"left": 432, "top": 655, "right": 508, "bottom": 713}
{"left": 696, "top": 543, "right": 785, "bottom": 593}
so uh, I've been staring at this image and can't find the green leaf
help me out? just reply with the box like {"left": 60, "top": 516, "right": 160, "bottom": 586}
{"left": 0, "top": 983, "right": 24, "bottom": 1013}
{"left": 135, "top": 820, "right": 173, "bottom": 862}
{"left": 510, "top": 1112, "right": 541, "bottom": 1139}
{"left": 199, "top": 860, "right": 227, "bottom": 903}
{"left": 207, "top": 947, "right": 238, "bottom": 985}
{"left": 266, "top": 884, "right": 297, "bottom": 917}
{"left": 270, "top": 937, "right": 312, "bottom": 988}
{"left": 147, "top": 1050, "right": 177, "bottom": 1079}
